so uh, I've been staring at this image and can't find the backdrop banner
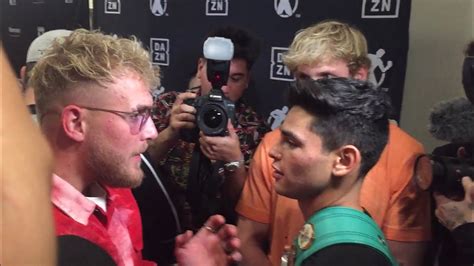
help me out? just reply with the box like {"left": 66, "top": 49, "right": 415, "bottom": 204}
{"left": 96, "top": 0, "right": 410, "bottom": 124}
{"left": 1, "top": 0, "right": 89, "bottom": 75}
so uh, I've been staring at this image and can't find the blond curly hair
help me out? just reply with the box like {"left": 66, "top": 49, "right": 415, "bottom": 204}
{"left": 283, "top": 20, "right": 371, "bottom": 75}
{"left": 30, "top": 29, "right": 160, "bottom": 116}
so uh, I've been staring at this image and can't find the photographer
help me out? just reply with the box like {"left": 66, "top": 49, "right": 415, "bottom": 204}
{"left": 147, "top": 26, "right": 269, "bottom": 234}
{"left": 426, "top": 41, "right": 474, "bottom": 266}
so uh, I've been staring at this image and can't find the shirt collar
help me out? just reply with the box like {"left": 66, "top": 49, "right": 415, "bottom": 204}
{"left": 51, "top": 174, "right": 98, "bottom": 225}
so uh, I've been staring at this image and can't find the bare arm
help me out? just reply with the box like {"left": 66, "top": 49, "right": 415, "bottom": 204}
{"left": 237, "top": 216, "right": 272, "bottom": 266}
{"left": 147, "top": 92, "right": 196, "bottom": 162}
{"left": 387, "top": 240, "right": 428, "bottom": 266}
{"left": 2, "top": 47, "right": 56, "bottom": 265}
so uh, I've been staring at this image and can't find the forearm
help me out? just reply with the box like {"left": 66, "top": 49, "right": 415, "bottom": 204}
{"left": 240, "top": 242, "right": 272, "bottom": 266}
{"left": 238, "top": 217, "right": 272, "bottom": 266}
{"left": 387, "top": 240, "right": 428, "bottom": 266}
{"left": 222, "top": 167, "right": 246, "bottom": 206}
{"left": 147, "top": 127, "right": 179, "bottom": 163}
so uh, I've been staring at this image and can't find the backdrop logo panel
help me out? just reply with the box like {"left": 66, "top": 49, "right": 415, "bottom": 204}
{"left": 361, "top": 0, "right": 400, "bottom": 18}
{"left": 206, "top": 0, "right": 228, "bottom": 16}
{"left": 267, "top": 105, "right": 288, "bottom": 130}
{"left": 8, "top": 27, "right": 21, "bottom": 38}
{"left": 150, "top": 0, "right": 168, "bottom": 16}
{"left": 368, "top": 48, "right": 393, "bottom": 88}
{"left": 9, "top": 0, "right": 17, "bottom": 5}
{"left": 65, "top": 0, "right": 74, "bottom": 3}
{"left": 105, "top": 0, "right": 121, "bottom": 14}
{"left": 150, "top": 38, "right": 170, "bottom": 66}
{"left": 37, "top": 26, "right": 45, "bottom": 36}
{"left": 274, "top": 0, "right": 299, "bottom": 18}
{"left": 270, "top": 47, "right": 294, "bottom": 81}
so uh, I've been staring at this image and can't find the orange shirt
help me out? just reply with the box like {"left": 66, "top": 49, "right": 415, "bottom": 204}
{"left": 236, "top": 123, "right": 431, "bottom": 266}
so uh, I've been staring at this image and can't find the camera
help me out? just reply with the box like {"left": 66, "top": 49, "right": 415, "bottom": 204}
{"left": 414, "top": 153, "right": 474, "bottom": 199}
{"left": 181, "top": 37, "right": 236, "bottom": 141}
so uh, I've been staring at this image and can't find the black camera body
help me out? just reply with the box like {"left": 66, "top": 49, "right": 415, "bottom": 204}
{"left": 180, "top": 37, "right": 236, "bottom": 142}
{"left": 184, "top": 89, "right": 236, "bottom": 137}
{"left": 415, "top": 154, "right": 474, "bottom": 199}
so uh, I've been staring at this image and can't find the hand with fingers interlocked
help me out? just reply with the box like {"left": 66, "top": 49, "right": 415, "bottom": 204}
{"left": 175, "top": 215, "right": 242, "bottom": 266}
{"left": 434, "top": 176, "right": 474, "bottom": 231}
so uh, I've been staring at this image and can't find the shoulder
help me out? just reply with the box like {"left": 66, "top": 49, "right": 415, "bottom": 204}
{"left": 107, "top": 188, "right": 139, "bottom": 209}
{"left": 386, "top": 122, "right": 424, "bottom": 155}
{"left": 263, "top": 129, "right": 280, "bottom": 143}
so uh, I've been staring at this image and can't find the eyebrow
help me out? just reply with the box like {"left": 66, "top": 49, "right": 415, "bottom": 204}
{"left": 280, "top": 128, "right": 300, "bottom": 142}
{"left": 134, "top": 104, "right": 154, "bottom": 111}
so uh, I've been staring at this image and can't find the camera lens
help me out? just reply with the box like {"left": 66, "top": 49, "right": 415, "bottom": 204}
{"left": 203, "top": 108, "right": 223, "bottom": 128}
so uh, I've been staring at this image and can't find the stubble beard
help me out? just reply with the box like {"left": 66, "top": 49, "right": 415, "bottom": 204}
{"left": 87, "top": 142, "right": 144, "bottom": 189}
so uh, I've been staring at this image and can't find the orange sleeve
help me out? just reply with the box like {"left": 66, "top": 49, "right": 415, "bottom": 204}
{"left": 382, "top": 124, "right": 432, "bottom": 241}
{"left": 235, "top": 130, "right": 279, "bottom": 224}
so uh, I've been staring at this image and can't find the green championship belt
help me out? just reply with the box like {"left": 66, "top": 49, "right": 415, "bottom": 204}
{"left": 294, "top": 206, "right": 397, "bottom": 266}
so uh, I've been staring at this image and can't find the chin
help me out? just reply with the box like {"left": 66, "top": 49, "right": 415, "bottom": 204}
{"left": 275, "top": 184, "right": 294, "bottom": 199}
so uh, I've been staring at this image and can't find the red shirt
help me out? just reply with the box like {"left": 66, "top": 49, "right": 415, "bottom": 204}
{"left": 52, "top": 175, "right": 155, "bottom": 266}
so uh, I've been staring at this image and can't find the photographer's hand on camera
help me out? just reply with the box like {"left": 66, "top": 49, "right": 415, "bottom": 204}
{"left": 169, "top": 92, "right": 198, "bottom": 137}
{"left": 199, "top": 120, "right": 241, "bottom": 162}
{"left": 434, "top": 176, "right": 474, "bottom": 231}
{"left": 148, "top": 92, "right": 197, "bottom": 162}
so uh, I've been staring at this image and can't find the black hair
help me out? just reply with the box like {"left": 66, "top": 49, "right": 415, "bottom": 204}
{"left": 288, "top": 78, "right": 391, "bottom": 178}
{"left": 465, "top": 40, "right": 474, "bottom": 57}
{"left": 205, "top": 26, "right": 261, "bottom": 70}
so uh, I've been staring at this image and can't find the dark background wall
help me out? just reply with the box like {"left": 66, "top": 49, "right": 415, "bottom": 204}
{"left": 2, "top": 0, "right": 411, "bottom": 126}
{"left": 1, "top": 0, "right": 89, "bottom": 74}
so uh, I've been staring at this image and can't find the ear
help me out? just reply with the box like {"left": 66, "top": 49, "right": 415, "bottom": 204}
{"left": 196, "top": 58, "right": 206, "bottom": 80}
{"left": 61, "top": 105, "right": 87, "bottom": 142}
{"left": 20, "top": 66, "right": 27, "bottom": 82}
{"left": 353, "top": 67, "right": 369, "bottom": 81}
{"left": 332, "top": 145, "right": 361, "bottom": 177}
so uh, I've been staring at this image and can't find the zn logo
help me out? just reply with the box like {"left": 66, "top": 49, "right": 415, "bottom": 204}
{"left": 362, "top": 0, "right": 400, "bottom": 18}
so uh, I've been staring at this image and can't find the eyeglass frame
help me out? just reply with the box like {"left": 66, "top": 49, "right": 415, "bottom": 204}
{"left": 77, "top": 105, "right": 155, "bottom": 134}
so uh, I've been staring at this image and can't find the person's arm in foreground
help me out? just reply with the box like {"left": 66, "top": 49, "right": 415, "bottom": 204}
{"left": 1, "top": 46, "right": 56, "bottom": 265}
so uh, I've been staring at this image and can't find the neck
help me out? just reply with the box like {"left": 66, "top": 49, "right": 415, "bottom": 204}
{"left": 50, "top": 140, "right": 95, "bottom": 194}
{"left": 299, "top": 178, "right": 363, "bottom": 220}
{"left": 54, "top": 154, "right": 95, "bottom": 193}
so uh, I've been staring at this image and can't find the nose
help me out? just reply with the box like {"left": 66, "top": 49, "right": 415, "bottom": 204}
{"left": 269, "top": 144, "right": 281, "bottom": 161}
{"left": 142, "top": 116, "right": 158, "bottom": 140}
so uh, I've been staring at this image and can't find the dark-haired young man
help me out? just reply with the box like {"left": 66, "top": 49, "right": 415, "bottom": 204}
{"left": 271, "top": 78, "right": 396, "bottom": 265}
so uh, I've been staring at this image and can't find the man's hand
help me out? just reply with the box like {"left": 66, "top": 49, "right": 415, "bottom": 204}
{"left": 199, "top": 120, "right": 242, "bottom": 162}
{"left": 434, "top": 176, "right": 474, "bottom": 231}
{"left": 168, "top": 92, "right": 197, "bottom": 139}
{"left": 175, "top": 215, "right": 242, "bottom": 266}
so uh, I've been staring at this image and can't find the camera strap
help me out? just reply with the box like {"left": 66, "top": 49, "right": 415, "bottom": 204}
{"left": 187, "top": 142, "right": 221, "bottom": 227}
